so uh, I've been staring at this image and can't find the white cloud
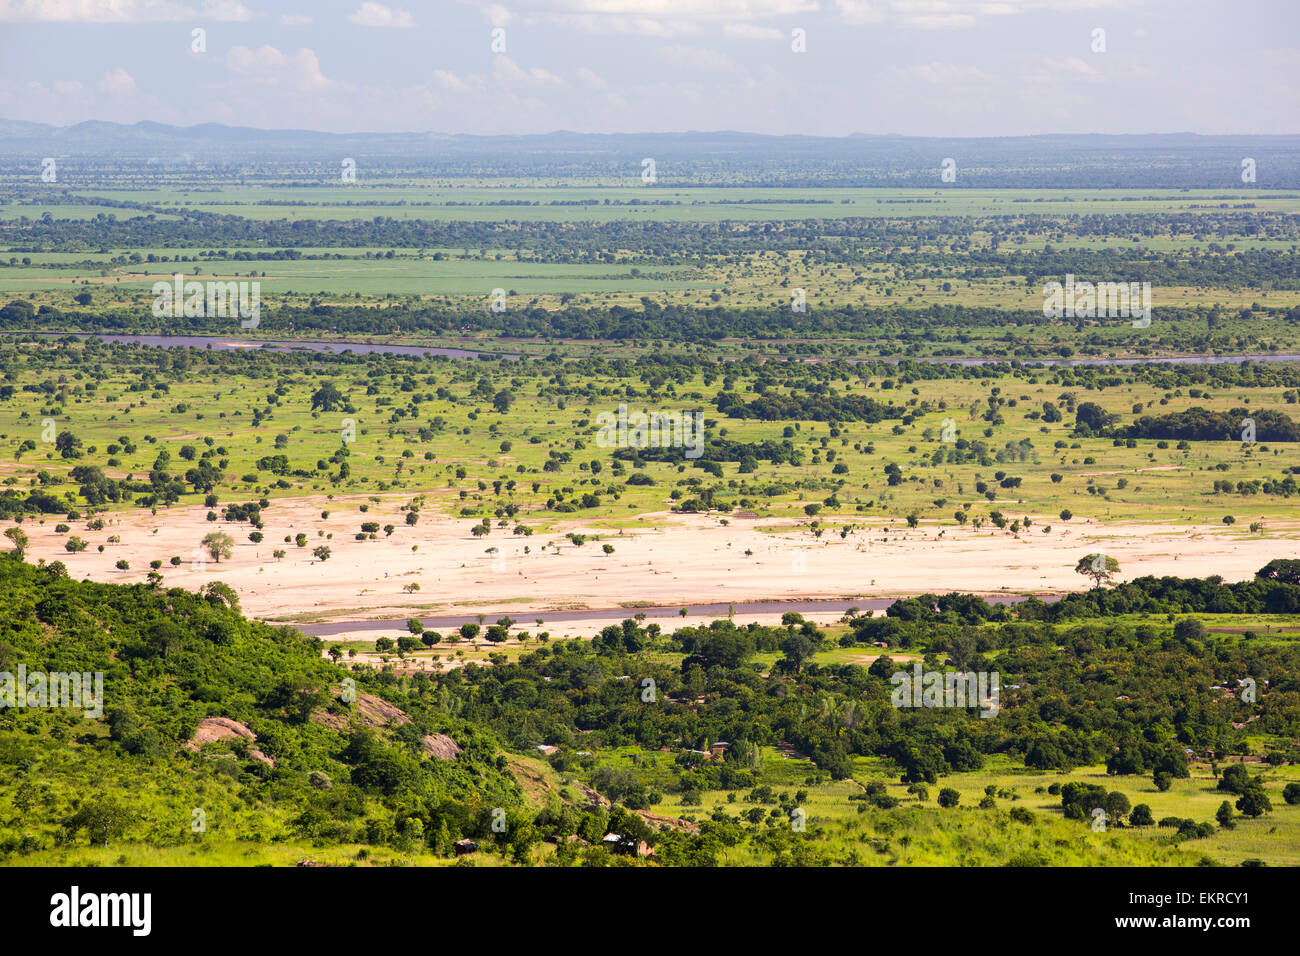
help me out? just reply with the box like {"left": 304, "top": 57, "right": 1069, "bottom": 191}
{"left": 544, "top": 14, "right": 693, "bottom": 36}
{"left": 893, "top": 61, "right": 996, "bottom": 86}
{"left": 98, "top": 67, "right": 137, "bottom": 93}
{"left": 0, "top": 0, "right": 192, "bottom": 21}
{"left": 493, "top": 55, "right": 565, "bottom": 86}
{"left": 348, "top": 2, "right": 414, "bottom": 28}
{"left": 433, "top": 69, "right": 479, "bottom": 92}
{"left": 225, "top": 45, "right": 333, "bottom": 91}
{"left": 201, "top": 0, "right": 254, "bottom": 20}
{"left": 278, "top": 13, "right": 312, "bottom": 25}
{"left": 1059, "top": 55, "right": 1099, "bottom": 76}
{"left": 463, "top": 0, "right": 817, "bottom": 36}
{"left": 659, "top": 44, "right": 744, "bottom": 74}
{"left": 576, "top": 66, "right": 607, "bottom": 89}
{"left": 724, "top": 23, "right": 782, "bottom": 39}
{"left": 835, "top": 0, "right": 1130, "bottom": 29}
{"left": 542, "top": 0, "right": 815, "bottom": 16}
{"left": 53, "top": 79, "right": 83, "bottom": 94}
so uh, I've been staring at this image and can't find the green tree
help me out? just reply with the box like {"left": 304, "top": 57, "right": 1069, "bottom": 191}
{"left": 62, "top": 798, "right": 128, "bottom": 846}
{"left": 4, "top": 526, "right": 28, "bottom": 558}
{"left": 1075, "top": 553, "right": 1119, "bottom": 588}
{"left": 1236, "top": 787, "right": 1272, "bottom": 818}
{"left": 55, "top": 430, "right": 83, "bottom": 460}
{"left": 1216, "top": 800, "right": 1236, "bottom": 829}
{"left": 311, "top": 382, "right": 345, "bottom": 412}
{"left": 202, "top": 531, "right": 235, "bottom": 563}
{"left": 779, "top": 630, "right": 820, "bottom": 673}
{"left": 1217, "top": 764, "right": 1251, "bottom": 794}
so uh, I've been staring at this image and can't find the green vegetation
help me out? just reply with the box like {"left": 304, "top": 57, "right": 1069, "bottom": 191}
{"left": 1, "top": 339, "right": 1298, "bottom": 534}
{"left": 2, "top": 140, "right": 1298, "bottom": 867}
{"left": 2, "top": 558, "right": 1297, "bottom": 866}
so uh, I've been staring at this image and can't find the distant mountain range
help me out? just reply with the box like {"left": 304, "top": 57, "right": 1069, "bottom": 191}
{"left": 1, "top": 118, "right": 1296, "bottom": 155}
{"left": 2, "top": 120, "right": 1297, "bottom": 187}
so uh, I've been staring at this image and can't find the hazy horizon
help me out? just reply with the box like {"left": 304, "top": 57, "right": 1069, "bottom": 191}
{"left": 1, "top": 0, "right": 1296, "bottom": 138}
{"left": 9, "top": 118, "right": 1300, "bottom": 139}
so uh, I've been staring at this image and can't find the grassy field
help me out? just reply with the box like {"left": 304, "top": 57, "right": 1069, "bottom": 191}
{"left": 3, "top": 342, "right": 1298, "bottom": 528}
{"left": 0, "top": 257, "right": 709, "bottom": 297}
{"left": 579, "top": 746, "right": 1300, "bottom": 866}
{"left": 4, "top": 179, "right": 1295, "bottom": 315}
{"left": 17, "top": 185, "right": 1299, "bottom": 223}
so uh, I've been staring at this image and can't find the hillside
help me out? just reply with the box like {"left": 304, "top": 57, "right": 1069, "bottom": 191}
{"left": 0, "top": 554, "right": 522, "bottom": 863}
{"left": 4, "top": 554, "right": 1298, "bottom": 866}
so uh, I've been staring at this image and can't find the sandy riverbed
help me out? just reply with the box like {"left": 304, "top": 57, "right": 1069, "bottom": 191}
{"left": 14, "top": 495, "right": 1297, "bottom": 637}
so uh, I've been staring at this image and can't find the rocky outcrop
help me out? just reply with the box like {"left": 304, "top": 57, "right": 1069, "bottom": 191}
{"left": 185, "top": 716, "right": 275, "bottom": 766}
{"left": 421, "top": 733, "right": 462, "bottom": 760}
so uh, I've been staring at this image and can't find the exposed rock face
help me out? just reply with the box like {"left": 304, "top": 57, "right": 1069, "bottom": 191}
{"left": 421, "top": 733, "right": 462, "bottom": 760}
{"left": 309, "top": 710, "right": 351, "bottom": 732}
{"left": 185, "top": 716, "right": 275, "bottom": 766}
{"left": 310, "top": 691, "right": 412, "bottom": 731}
{"left": 355, "top": 692, "right": 410, "bottom": 726}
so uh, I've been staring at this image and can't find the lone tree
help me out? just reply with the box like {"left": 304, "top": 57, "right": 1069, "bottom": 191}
{"left": 202, "top": 531, "right": 235, "bottom": 563}
{"left": 310, "top": 381, "right": 345, "bottom": 412}
{"left": 1076, "top": 553, "right": 1119, "bottom": 588}
{"left": 4, "top": 526, "right": 28, "bottom": 558}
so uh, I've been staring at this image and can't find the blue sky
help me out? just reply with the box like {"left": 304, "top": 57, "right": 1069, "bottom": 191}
{"left": 0, "top": 0, "right": 1295, "bottom": 136}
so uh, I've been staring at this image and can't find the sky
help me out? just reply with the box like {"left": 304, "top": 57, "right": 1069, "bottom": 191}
{"left": 0, "top": 0, "right": 1296, "bottom": 137}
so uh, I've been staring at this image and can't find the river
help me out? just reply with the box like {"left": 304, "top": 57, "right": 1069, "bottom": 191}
{"left": 295, "top": 593, "right": 1055, "bottom": 638}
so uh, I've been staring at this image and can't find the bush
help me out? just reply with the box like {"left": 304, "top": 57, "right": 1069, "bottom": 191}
{"left": 1236, "top": 787, "right": 1272, "bottom": 818}
{"left": 1217, "top": 764, "right": 1250, "bottom": 794}
{"left": 937, "top": 788, "right": 960, "bottom": 808}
